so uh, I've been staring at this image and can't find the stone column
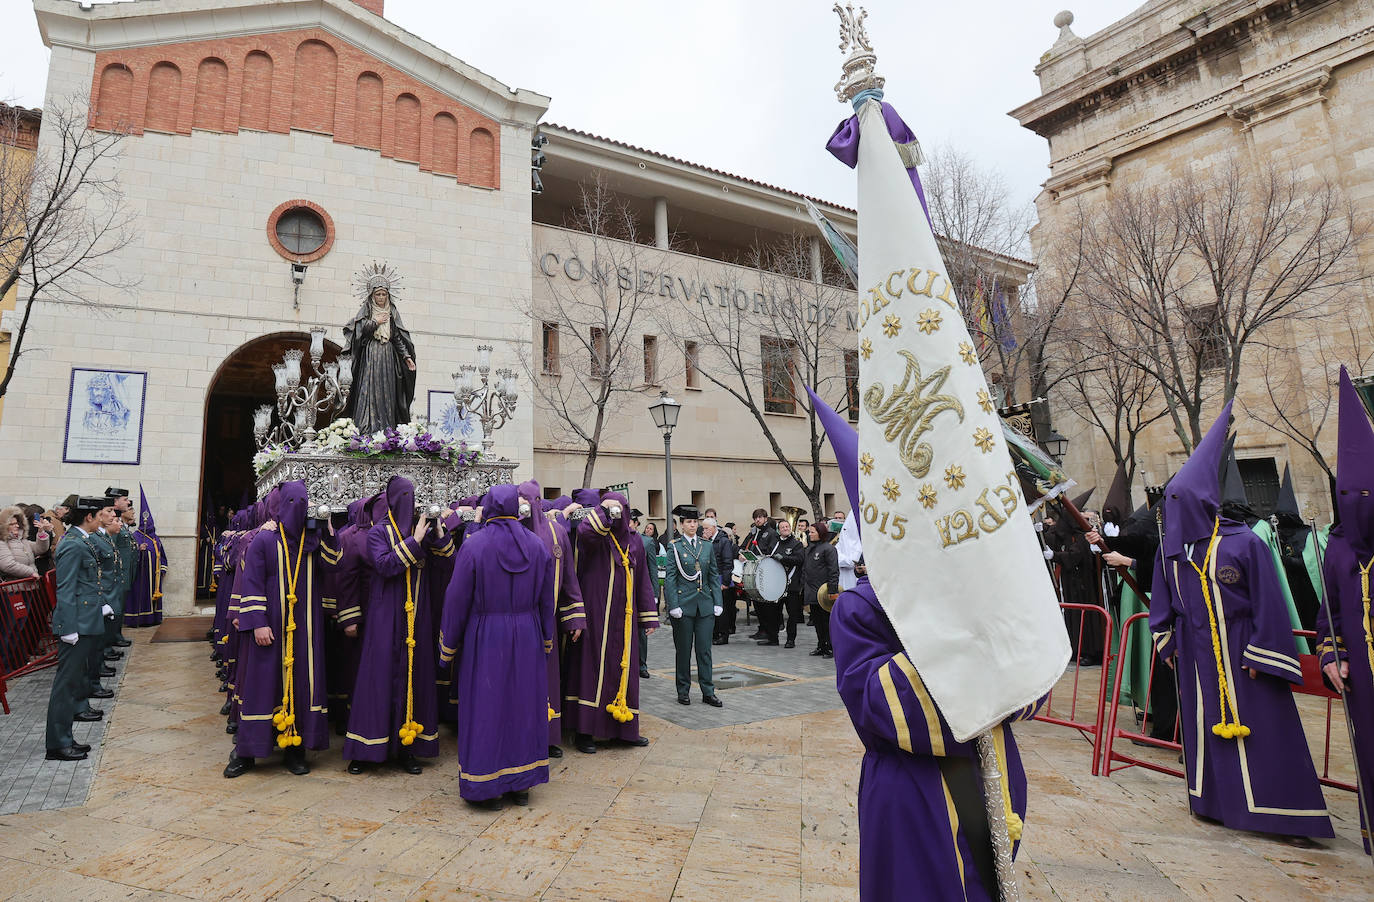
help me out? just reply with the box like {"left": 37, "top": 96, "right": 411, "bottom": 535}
{"left": 809, "top": 235, "right": 823, "bottom": 283}
{"left": 653, "top": 196, "right": 669, "bottom": 249}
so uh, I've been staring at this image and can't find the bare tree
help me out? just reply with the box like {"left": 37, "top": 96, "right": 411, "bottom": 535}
{"left": 661, "top": 236, "right": 852, "bottom": 520}
{"left": 519, "top": 175, "right": 669, "bottom": 485}
{"left": 1, "top": 99, "right": 135, "bottom": 399}
{"left": 1075, "top": 159, "right": 1367, "bottom": 452}
{"left": 1245, "top": 314, "right": 1374, "bottom": 480}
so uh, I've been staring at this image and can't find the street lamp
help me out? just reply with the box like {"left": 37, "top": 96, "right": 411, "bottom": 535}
{"left": 1043, "top": 428, "right": 1069, "bottom": 464}
{"left": 648, "top": 390, "right": 682, "bottom": 542}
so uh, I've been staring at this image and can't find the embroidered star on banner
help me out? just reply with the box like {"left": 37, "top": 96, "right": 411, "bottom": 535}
{"left": 958, "top": 342, "right": 977, "bottom": 365}
{"left": 917, "top": 484, "right": 938, "bottom": 509}
{"left": 976, "top": 389, "right": 994, "bottom": 414}
{"left": 917, "top": 308, "right": 942, "bottom": 335}
{"left": 882, "top": 314, "right": 902, "bottom": 338}
{"left": 860, "top": 337, "right": 874, "bottom": 360}
{"left": 943, "top": 464, "right": 966, "bottom": 490}
{"left": 973, "top": 426, "right": 995, "bottom": 454}
{"left": 860, "top": 452, "right": 875, "bottom": 475}
{"left": 882, "top": 478, "right": 901, "bottom": 502}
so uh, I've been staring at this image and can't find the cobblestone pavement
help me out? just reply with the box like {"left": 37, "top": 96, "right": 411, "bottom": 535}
{"left": 0, "top": 616, "right": 1368, "bottom": 900}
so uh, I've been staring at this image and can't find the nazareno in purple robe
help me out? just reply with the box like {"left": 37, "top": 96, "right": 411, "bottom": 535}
{"left": 832, "top": 580, "right": 1037, "bottom": 902}
{"left": 342, "top": 476, "right": 454, "bottom": 763}
{"left": 1316, "top": 367, "right": 1374, "bottom": 853}
{"left": 123, "top": 528, "right": 166, "bottom": 628}
{"left": 1151, "top": 401, "right": 1332, "bottom": 837}
{"left": 565, "top": 491, "right": 659, "bottom": 741}
{"left": 439, "top": 484, "right": 557, "bottom": 799}
{"left": 325, "top": 497, "right": 373, "bottom": 732}
{"left": 519, "top": 480, "right": 588, "bottom": 747}
{"left": 232, "top": 482, "right": 341, "bottom": 759}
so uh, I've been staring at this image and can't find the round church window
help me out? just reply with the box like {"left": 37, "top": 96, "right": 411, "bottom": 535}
{"left": 266, "top": 199, "right": 335, "bottom": 263}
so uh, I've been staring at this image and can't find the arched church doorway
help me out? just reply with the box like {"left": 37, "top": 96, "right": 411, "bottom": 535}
{"left": 195, "top": 332, "right": 343, "bottom": 598}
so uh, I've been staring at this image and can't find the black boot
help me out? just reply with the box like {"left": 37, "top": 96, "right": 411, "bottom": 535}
{"left": 574, "top": 733, "right": 596, "bottom": 754}
{"left": 283, "top": 747, "right": 310, "bottom": 776}
{"left": 509, "top": 790, "right": 530, "bottom": 806}
{"left": 398, "top": 754, "right": 423, "bottom": 775}
{"left": 548, "top": 745, "right": 563, "bottom": 759}
{"left": 219, "top": 699, "right": 232, "bottom": 716}
{"left": 223, "top": 754, "right": 255, "bottom": 778}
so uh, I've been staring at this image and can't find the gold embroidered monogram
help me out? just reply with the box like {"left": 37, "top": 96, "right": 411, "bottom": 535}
{"left": 864, "top": 350, "right": 965, "bottom": 479}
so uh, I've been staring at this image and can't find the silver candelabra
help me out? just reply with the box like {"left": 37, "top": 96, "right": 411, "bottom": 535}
{"left": 254, "top": 326, "right": 352, "bottom": 450}
{"left": 451, "top": 344, "right": 517, "bottom": 455}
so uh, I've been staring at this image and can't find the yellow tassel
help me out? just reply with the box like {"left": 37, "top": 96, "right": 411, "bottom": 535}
{"left": 1190, "top": 520, "right": 1248, "bottom": 741}
{"left": 604, "top": 533, "right": 637, "bottom": 725}
{"left": 1006, "top": 811, "right": 1024, "bottom": 842}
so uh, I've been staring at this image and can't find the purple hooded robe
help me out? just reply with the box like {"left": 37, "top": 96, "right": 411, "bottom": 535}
{"left": 1151, "top": 402, "right": 1332, "bottom": 837}
{"left": 565, "top": 491, "right": 659, "bottom": 740}
{"left": 124, "top": 493, "right": 166, "bottom": 627}
{"left": 1317, "top": 368, "right": 1374, "bottom": 853}
{"left": 519, "top": 480, "right": 588, "bottom": 745}
{"left": 439, "top": 484, "right": 557, "bottom": 799}
{"left": 325, "top": 497, "right": 373, "bottom": 731}
{"left": 342, "top": 476, "right": 454, "bottom": 763}
{"left": 232, "top": 481, "right": 341, "bottom": 759}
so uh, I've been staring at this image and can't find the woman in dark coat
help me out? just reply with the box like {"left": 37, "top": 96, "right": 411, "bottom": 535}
{"left": 1046, "top": 518, "right": 1105, "bottom": 665}
{"left": 801, "top": 523, "right": 839, "bottom": 657}
{"left": 342, "top": 275, "right": 417, "bottom": 435}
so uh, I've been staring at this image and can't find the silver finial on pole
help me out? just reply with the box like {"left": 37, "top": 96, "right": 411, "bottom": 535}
{"left": 834, "top": 3, "right": 884, "bottom": 104}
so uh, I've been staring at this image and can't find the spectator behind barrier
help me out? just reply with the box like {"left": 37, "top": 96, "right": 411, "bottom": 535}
{"left": 0, "top": 506, "right": 50, "bottom": 580}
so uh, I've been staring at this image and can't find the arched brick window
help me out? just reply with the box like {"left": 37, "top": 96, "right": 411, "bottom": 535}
{"left": 193, "top": 58, "right": 229, "bottom": 132}
{"left": 469, "top": 127, "right": 495, "bottom": 188}
{"left": 355, "top": 72, "right": 383, "bottom": 149}
{"left": 433, "top": 112, "right": 458, "bottom": 175}
{"left": 94, "top": 63, "right": 134, "bottom": 131}
{"left": 394, "top": 93, "right": 420, "bottom": 162}
{"left": 292, "top": 39, "right": 338, "bottom": 134}
{"left": 145, "top": 62, "right": 182, "bottom": 133}
{"left": 240, "top": 51, "right": 273, "bottom": 131}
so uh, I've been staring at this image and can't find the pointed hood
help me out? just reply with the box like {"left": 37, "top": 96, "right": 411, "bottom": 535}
{"left": 1070, "top": 487, "right": 1095, "bottom": 512}
{"left": 805, "top": 386, "right": 859, "bottom": 524}
{"left": 138, "top": 485, "right": 157, "bottom": 535}
{"left": 483, "top": 483, "right": 538, "bottom": 574}
{"left": 1162, "top": 400, "right": 1233, "bottom": 558}
{"left": 1103, "top": 462, "right": 1129, "bottom": 525}
{"left": 1221, "top": 452, "right": 1248, "bottom": 507}
{"left": 278, "top": 481, "right": 309, "bottom": 538}
{"left": 599, "top": 491, "right": 633, "bottom": 543}
{"left": 1275, "top": 464, "right": 1299, "bottom": 518}
{"left": 571, "top": 488, "right": 602, "bottom": 507}
{"left": 382, "top": 476, "right": 416, "bottom": 534}
{"left": 1336, "top": 366, "right": 1374, "bottom": 555}
{"left": 517, "top": 479, "right": 542, "bottom": 530}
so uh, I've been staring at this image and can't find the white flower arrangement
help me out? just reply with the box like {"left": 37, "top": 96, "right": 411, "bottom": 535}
{"left": 253, "top": 416, "right": 481, "bottom": 478}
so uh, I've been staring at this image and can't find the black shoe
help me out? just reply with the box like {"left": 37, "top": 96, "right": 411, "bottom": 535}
{"left": 756, "top": 638, "right": 779, "bottom": 646}
{"left": 219, "top": 700, "right": 232, "bottom": 716}
{"left": 821, "top": 649, "right": 833, "bottom": 659}
{"left": 639, "top": 666, "right": 651, "bottom": 679}
{"left": 46, "top": 746, "right": 87, "bottom": 762}
{"left": 225, "top": 721, "right": 238, "bottom": 734}
{"left": 677, "top": 696, "right": 690, "bottom": 706}
{"left": 218, "top": 681, "right": 229, "bottom": 693}
{"left": 346, "top": 760, "right": 368, "bottom": 775}
{"left": 748, "top": 631, "right": 765, "bottom": 640}
{"left": 616, "top": 736, "right": 650, "bottom": 748}
{"left": 784, "top": 639, "right": 796, "bottom": 648}
{"left": 702, "top": 695, "right": 723, "bottom": 708}
{"left": 399, "top": 755, "right": 423, "bottom": 775}
{"left": 71, "top": 742, "right": 91, "bottom": 754}
{"left": 223, "top": 755, "right": 254, "bottom": 778}
{"left": 509, "top": 790, "right": 530, "bottom": 806}
{"left": 548, "top": 745, "right": 563, "bottom": 759}
{"left": 114, "top": 638, "right": 132, "bottom": 647}
{"left": 467, "top": 797, "right": 503, "bottom": 811}
{"left": 74, "top": 710, "right": 104, "bottom": 722}
{"left": 104, "top": 650, "right": 123, "bottom": 661}
{"left": 574, "top": 734, "right": 596, "bottom": 754}
{"left": 712, "top": 637, "right": 727, "bottom": 646}
{"left": 809, "top": 647, "right": 825, "bottom": 656}
{"left": 283, "top": 749, "right": 310, "bottom": 776}
{"left": 99, "top": 666, "right": 116, "bottom": 678}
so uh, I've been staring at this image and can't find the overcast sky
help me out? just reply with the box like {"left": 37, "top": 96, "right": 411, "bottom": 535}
{"left": 2, "top": 0, "right": 1146, "bottom": 215}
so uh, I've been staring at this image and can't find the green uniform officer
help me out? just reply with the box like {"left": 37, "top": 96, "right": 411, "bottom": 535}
{"left": 107, "top": 492, "right": 136, "bottom": 648}
{"left": 663, "top": 504, "right": 723, "bottom": 707}
{"left": 83, "top": 526, "right": 122, "bottom": 698}
{"left": 46, "top": 497, "right": 118, "bottom": 761}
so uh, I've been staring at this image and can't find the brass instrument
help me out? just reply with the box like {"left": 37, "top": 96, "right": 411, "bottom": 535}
{"left": 780, "top": 504, "right": 806, "bottom": 534}
{"left": 817, "top": 582, "right": 835, "bottom": 612}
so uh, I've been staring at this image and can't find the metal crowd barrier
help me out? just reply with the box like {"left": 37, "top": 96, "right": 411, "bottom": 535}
{"left": 0, "top": 576, "right": 59, "bottom": 708}
{"left": 1035, "top": 602, "right": 1114, "bottom": 776}
{"left": 1102, "top": 616, "right": 1356, "bottom": 792}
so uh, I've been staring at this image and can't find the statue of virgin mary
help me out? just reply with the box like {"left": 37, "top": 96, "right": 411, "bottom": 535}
{"left": 342, "top": 262, "right": 417, "bottom": 435}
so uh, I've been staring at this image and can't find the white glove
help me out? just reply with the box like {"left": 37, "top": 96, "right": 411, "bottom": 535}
{"left": 1089, "top": 544, "right": 1102, "bottom": 554}
{"left": 1103, "top": 522, "right": 1120, "bottom": 538}
{"left": 1043, "top": 547, "right": 1055, "bottom": 561}
{"left": 60, "top": 632, "right": 79, "bottom": 645}
{"left": 713, "top": 605, "right": 723, "bottom": 616}
{"left": 1034, "top": 522, "right": 1045, "bottom": 533}
{"left": 101, "top": 604, "right": 114, "bottom": 616}
{"left": 669, "top": 608, "right": 683, "bottom": 619}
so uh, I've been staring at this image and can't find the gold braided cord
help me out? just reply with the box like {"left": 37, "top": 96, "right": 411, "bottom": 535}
{"left": 272, "top": 530, "right": 306, "bottom": 749}
{"left": 389, "top": 512, "right": 423, "bottom": 746}
{"left": 1188, "top": 519, "right": 1249, "bottom": 740}
{"left": 606, "top": 532, "right": 636, "bottom": 723}
{"left": 151, "top": 537, "right": 164, "bottom": 602}
{"left": 1360, "top": 556, "right": 1374, "bottom": 685}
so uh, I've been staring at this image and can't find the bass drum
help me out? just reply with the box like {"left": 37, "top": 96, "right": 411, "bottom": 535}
{"left": 742, "top": 557, "right": 787, "bottom": 603}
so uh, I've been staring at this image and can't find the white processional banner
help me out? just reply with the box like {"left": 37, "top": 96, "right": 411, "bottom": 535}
{"left": 852, "top": 99, "right": 1070, "bottom": 741}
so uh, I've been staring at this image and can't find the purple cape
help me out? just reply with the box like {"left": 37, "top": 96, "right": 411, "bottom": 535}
{"left": 439, "top": 484, "right": 557, "bottom": 799}
{"left": 565, "top": 493, "right": 659, "bottom": 740}
{"left": 123, "top": 528, "right": 165, "bottom": 627}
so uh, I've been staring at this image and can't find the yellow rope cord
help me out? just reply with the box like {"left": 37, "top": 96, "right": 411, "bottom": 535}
{"left": 151, "top": 538, "right": 163, "bottom": 602}
{"left": 389, "top": 512, "right": 423, "bottom": 746}
{"left": 1188, "top": 519, "right": 1249, "bottom": 740}
{"left": 994, "top": 729, "right": 1023, "bottom": 842}
{"left": 1360, "top": 556, "right": 1374, "bottom": 684}
{"left": 272, "top": 530, "right": 305, "bottom": 749}
{"left": 606, "top": 531, "right": 636, "bottom": 723}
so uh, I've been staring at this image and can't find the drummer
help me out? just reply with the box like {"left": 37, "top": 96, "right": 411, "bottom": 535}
{"left": 663, "top": 504, "right": 725, "bottom": 708}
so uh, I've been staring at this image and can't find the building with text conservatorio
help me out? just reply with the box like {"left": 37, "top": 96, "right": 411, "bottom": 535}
{"left": 8, "top": 0, "right": 1031, "bottom": 615}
